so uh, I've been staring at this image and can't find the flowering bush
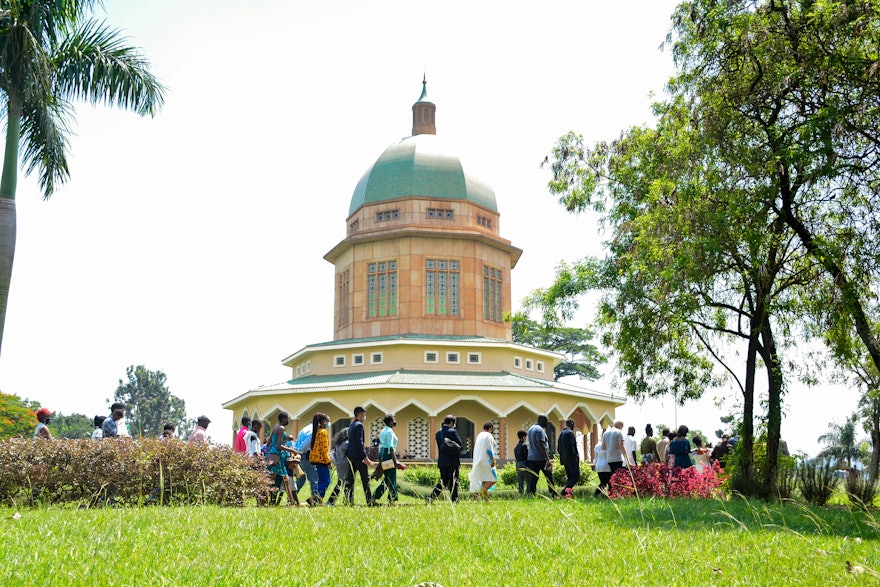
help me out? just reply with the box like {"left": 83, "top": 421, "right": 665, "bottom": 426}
{"left": 608, "top": 461, "right": 725, "bottom": 499}
{"left": 0, "top": 438, "right": 271, "bottom": 506}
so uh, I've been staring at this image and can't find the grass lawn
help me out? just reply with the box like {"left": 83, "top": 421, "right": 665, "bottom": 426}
{"left": 2, "top": 492, "right": 879, "bottom": 586}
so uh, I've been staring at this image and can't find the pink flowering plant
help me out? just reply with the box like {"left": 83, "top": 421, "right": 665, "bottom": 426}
{"left": 608, "top": 461, "right": 725, "bottom": 499}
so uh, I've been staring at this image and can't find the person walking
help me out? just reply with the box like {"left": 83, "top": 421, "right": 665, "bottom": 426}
{"left": 469, "top": 422, "right": 498, "bottom": 500}
{"left": 233, "top": 416, "right": 251, "bottom": 453}
{"left": 514, "top": 429, "right": 529, "bottom": 496}
{"left": 640, "top": 424, "right": 658, "bottom": 464}
{"left": 557, "top": 419, "right": 580, "bottom": 498}
{"left": 34, "top": 408, "right": 53, "bottom": 439}
{"left": 308, "top": 413, "right": 332, "bottom": 505}
{"left": 525, "top": 415, "right": 557, "bottom": 497}
{"left": 602, "top": 421, "right": 627, "bottom": 474}
{"left": 326, "top": 429, "right": 351, "bottom": 506}
{"left": 267, "top": 412, "right": 299, "bottom": 506}
{"left": 593, "top": 436, "right": 612, "bottom": 496}
{"left": 372, "top": 414, "right": 400, "bottom": 505}
{"left": 345, "top": 406, "right": 375, "bottom": 505}
{"left": 668, "top": 425, "right": 693, "bottom": 470}
{"left": 102, "top": 403, "right": 126, "bottom": 438}
{"left": 428, "top": 415, "right": 464, "bottom": 502}
{"left": 188, "top": 416, "right": 210, "bottom": 444}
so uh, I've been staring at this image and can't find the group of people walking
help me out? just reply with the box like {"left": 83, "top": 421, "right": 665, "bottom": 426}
{"left": 592, "top": 422, "right": 732, "bottom": 495}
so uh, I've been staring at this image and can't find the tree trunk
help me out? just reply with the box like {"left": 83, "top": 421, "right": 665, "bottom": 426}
{"left": 0, "top": 104, "right": 20, "bottom": 360}
{"left": 759, "top": 312, "right": 783, "bottom": 498}
{"left": 870, "top": 406, "right": 880, "bottom": 483}
{"left": 739, "top": 322, "right": 758, "bottom": 481}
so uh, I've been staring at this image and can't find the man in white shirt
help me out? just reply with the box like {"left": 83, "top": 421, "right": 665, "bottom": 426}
{"left": 624, "top": 426, "right": 638, "bottom": 467}
{"left": 602, "top": 421, "right": 628, "bottom": 474}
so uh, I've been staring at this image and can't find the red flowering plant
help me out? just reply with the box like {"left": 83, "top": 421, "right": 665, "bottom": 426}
{"left": 608, "top": 461, "right": 725, "bottom": 499}
{"left": 666, "top": 461, "right": 725, "bottom": 498}
{"left": 608, "top": 463, "right": 668, "bottom": 498}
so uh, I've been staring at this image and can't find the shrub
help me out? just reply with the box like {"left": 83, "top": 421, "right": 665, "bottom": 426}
{"left": 499, "top": 461, "right": 518, "bottom": 486}
{"left": 796, "top": 458, "right": 839, "bottom": 507}
{"left": 845, "top": 470, "right": 877, "bottom": 508}
{"left": 551, "top": 458, "right": 593, "bottom": 487}
{"left": 608, "top": 462, "right": 725, "bottom": 499}
{"left": 0, "top": 438, "right": 271, "bottom": 507}
{"left": 402, "top": 464, "right": 440, "bottom": 487}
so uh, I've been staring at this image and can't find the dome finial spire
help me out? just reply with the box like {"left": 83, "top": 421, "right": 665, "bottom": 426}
{"left": 412, "top": 74, "right": 436, "bottom": 135}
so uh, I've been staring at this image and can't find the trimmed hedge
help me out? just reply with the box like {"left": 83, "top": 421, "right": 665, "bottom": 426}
{"left": 0, "top": 438, "right": 271, "bottom": 506}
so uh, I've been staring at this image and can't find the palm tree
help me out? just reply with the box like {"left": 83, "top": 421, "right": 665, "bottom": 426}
{"left": 0, "top": 0, "right": 165, "bottom": 358}
{"left": 818, "top": 413, "right": 862, "bottom": 470}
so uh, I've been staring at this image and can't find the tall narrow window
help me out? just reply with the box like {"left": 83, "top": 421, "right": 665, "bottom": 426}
{"left": 483, "top": 265, "right": 503, "bottom": 322}
{"left": 368, "top": 260, "right": 397, "bottom": 318}
{"left": 336, "top": 269, "right": 350, "bottom": 328}
{"left": 426, "top": 259, "right": 459, "bottom": 316}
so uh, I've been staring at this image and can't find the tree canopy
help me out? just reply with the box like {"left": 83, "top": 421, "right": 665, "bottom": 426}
{"left": 0, "top": 0, "right": 165, "bottom": 357}
{"left": 535, "top": 0, "right": 880, "bottom": 492}
{"left": 0, "top": 391, "right": 36, "bottom": 438}
{"left": 509, "top": 313, "right": 604, "bottom": 381}
{"left": 114, "top": 365, "right": 187, "bottom": 439}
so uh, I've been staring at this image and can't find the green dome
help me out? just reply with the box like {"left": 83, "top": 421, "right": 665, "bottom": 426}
{"left": 349, "top": 134, "right": 497, "bottom": 216}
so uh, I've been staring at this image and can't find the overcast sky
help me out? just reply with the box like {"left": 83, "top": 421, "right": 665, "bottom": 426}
{"left": 0, "top": 0, "right": 860, "bottom": 453}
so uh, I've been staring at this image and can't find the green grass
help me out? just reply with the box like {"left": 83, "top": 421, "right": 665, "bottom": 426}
{"left": 2, "top": 495, "right": 879, "bottom": 586}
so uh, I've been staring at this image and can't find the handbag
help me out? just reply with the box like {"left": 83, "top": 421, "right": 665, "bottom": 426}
{"left": 266, "top": 453, "right": 280, "bottom": 466}
{"left": 381, "top": 459, "right": 396, "bottom": 470}
{"left": 442, "top": 436, "right": 462, "bottom": 454}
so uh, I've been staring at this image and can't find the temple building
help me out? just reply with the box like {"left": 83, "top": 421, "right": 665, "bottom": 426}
{"left": 222, "top": 81, "right": 624, "bottom": 460}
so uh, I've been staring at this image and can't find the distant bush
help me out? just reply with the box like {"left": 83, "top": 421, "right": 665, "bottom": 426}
{"left": 845, "top": 470, "right": 877, "bottom": 508}
{"left": 551, "top": 458, "right": 593, "bottom": 487}
{"left": 796, "top": 458, "right": 839, "bottom": 507}
{"left": 609, "top": 462, "right": 725, "bottom": 499}
{"left": 0, "top": 438, "right": 271, "bottom": 507}
{"left": 402, "top": 464, "right": 440, "bottom": 487}
{"left": 499, "top": 461, "right": 518, "bottom": 486}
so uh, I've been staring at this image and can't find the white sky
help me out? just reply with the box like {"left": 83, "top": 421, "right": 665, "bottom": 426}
{"left": 0, "top": 0, "right": 860, "bottom": 453}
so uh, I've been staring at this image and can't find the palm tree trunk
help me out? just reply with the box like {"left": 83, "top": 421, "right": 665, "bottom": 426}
{"left": 0, "top": 105, "right": 21, "bottom": 359}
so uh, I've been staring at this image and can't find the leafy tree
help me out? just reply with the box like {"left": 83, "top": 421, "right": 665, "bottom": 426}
{"left": 0, "top": 391, "right": 36, "bottom": 438}
{"left": 667, "top": 0, "right": 880, "bottom": 379}
{"left": 509, "top": 312, "right": 604, "bottom": 380}
{"left": 0, "top": 1, "right": 165, "bottom": 358}
{"left": 50, "top": 411, "right": 92, "bottom": 439}
{"left": 114, "top": 365, "right": 187, "bottom": 439}
{"left": 818, "top": 414, "right": 862, "bottom": 470}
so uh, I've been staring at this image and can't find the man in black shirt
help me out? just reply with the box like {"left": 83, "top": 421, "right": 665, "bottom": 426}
{"left": 345, "top": 406, "right": 375, "bottom": 505}
{"left": 428, "top": 415, "right": 464, "bottom": 502}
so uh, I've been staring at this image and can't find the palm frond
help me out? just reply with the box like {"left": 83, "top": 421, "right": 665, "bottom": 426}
{"left": 51, "top": 19, "right": 165, "bottom": 117}
{"left": 19, "top": 95, "right": 72, "bottom": 198}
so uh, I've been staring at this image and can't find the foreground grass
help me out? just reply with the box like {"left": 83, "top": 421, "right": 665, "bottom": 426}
{"left": 1, "top": 496, "right": 879, "bottom": 586}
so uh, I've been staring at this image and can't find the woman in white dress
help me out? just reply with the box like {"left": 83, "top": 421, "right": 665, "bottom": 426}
{"left": 469, "top": 421, "right": 498, "bottom": 500}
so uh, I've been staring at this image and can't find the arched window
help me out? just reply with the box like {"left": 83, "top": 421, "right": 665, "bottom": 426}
{"left": 407, "top": 417, "right": 430, "bottom": 459}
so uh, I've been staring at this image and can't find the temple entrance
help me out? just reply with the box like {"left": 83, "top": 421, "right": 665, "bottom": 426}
{"left": 457, "top": 418, "right": 475, "bottom": 458}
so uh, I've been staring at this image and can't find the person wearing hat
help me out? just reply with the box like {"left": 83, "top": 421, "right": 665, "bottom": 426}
{"left": 34, "top": 407, "right": 53, "bottom": 439}
{"left": 188, "top": 416, "right": 211, "bottom": 444}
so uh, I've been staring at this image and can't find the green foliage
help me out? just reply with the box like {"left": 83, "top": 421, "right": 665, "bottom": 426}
{"left": 50, "top": 412, "right": 92, "bottom": 439}
{"left": 845, "top": 471, "right": 878, "bottom": 508}
{"left": 115, "top": 365, "right": 188, "bottom": 439}
{"left": 509, "top": 312, "right": 605, "bottom": 380}
{"left": 797, "top": 458, "right": 840, "bottom": 507}
{"left": 0, "top": 438, "right": 270, "bottom": 506}
{"left": 499, "top": 460, "right": 518, "bottom": 486}
{"left": 550, "top": 458, "right": 593, "bottom": 487}
{"left": 0, "top": 392, "right": 36, "bottom": 438}
{"left": 402, "top": 464, "right": 440, "bottom": 487}
{"left": 818, "top": 414, "right": 862, "bottom": 470}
